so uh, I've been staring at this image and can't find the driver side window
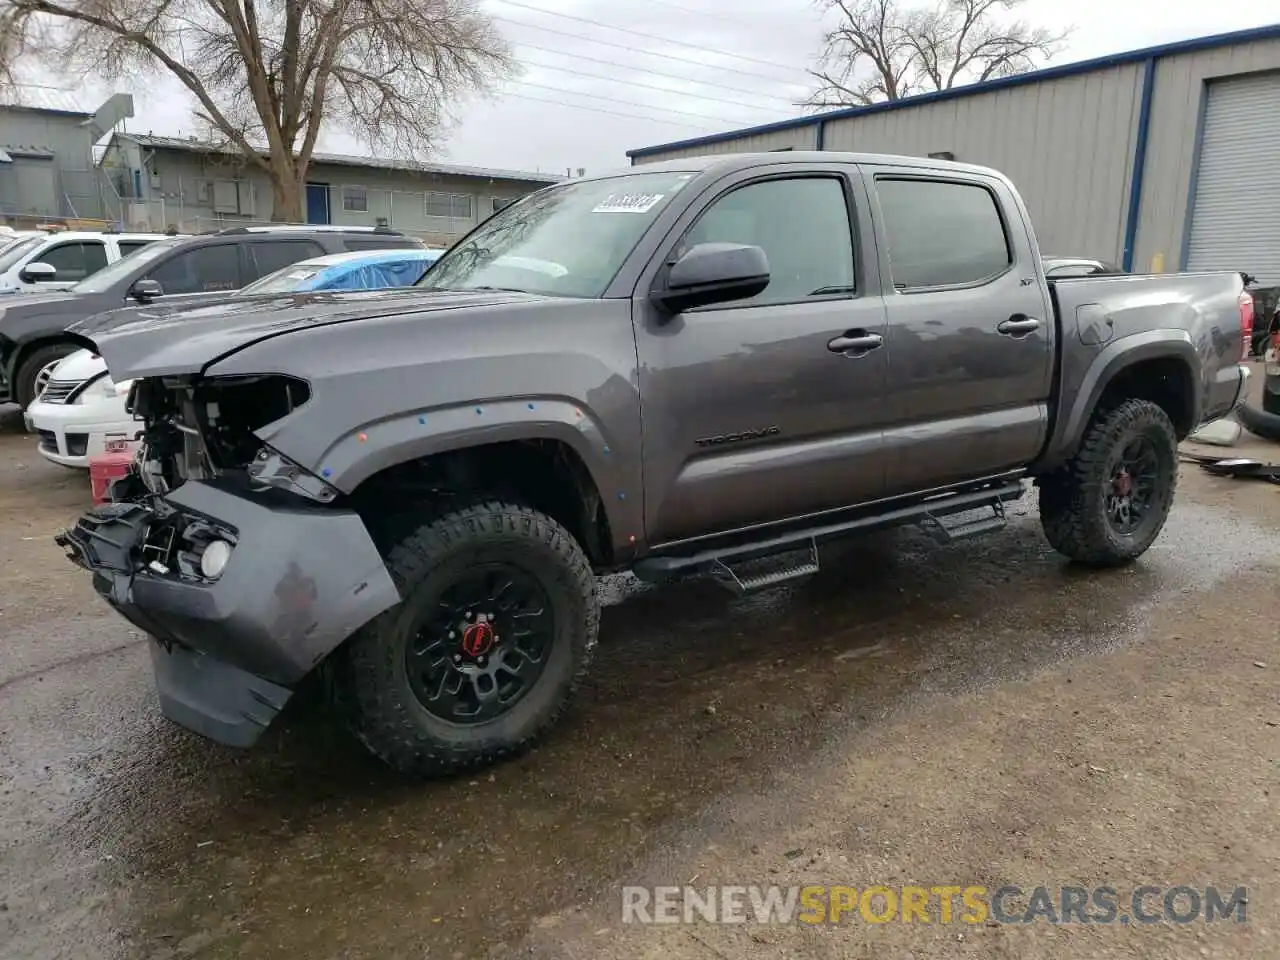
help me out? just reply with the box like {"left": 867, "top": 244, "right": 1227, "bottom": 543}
{"left": 40, "top": 241, "right": 108, "bottom": 281}
{"left": 680, "top": 176, "right": 855, "bottom": 307}
{"left": 146, "top": 243, "right": 243, "bottom": 295}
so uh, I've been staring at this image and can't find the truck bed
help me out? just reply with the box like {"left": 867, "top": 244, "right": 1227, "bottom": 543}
{"left": 1043, "top": 270, "right": 1250, "bottom": 464}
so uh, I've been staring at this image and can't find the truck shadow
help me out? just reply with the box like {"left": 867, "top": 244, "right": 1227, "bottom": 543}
{"left": 0, "top": 404, "right": 26, "bottom": 434}
{"left": 80, "top": 504, "right": 1183, "bottom": 959}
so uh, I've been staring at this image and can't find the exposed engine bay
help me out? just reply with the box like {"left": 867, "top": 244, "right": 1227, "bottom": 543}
{"left": 63, "top": 374, "right": 320, "bottom": 583}
{"left": 126, "top": 374, "right": 312, "bottom": 495}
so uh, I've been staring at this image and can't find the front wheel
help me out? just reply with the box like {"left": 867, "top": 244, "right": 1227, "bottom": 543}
{"left": 1039, "top": 398, "right": 1178, "bottom": 567}
{"left": 335, "top": 501, "right": 599, "bottom": 778}
{"left": 14, "top": 342, "right": 77, "bottom": 409}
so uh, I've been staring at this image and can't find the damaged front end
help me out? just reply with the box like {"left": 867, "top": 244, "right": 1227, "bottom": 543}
{"left": 55, "top": 372, "right": 400, "bottom": 748}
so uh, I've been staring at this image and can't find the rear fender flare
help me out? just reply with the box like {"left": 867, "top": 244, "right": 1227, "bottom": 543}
{"left": 311, "top": 397, "right": 643, "bottom": 549}
{"left": 1046, "top": 330, "right": 1199, "bottom": 468}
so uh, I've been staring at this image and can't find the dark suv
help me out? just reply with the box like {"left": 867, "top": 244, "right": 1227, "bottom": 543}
{"left": 0, "top": 225, "right": 424, "bottom": 408}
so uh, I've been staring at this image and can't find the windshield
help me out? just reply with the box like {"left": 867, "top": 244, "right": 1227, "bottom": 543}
{"left": 420, "top": 171, "right": 697, "bottom": 298}
{"left": 238, "top": 264, "right": 323, "bottom": 296}
{"left": 71, "top": 238, "right": 183, "bottom": 293}
{"left": 0, "top": 235, "right": 43, "bottom": 273}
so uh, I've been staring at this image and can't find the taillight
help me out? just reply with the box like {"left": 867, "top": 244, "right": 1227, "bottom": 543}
{"left": 1238, "top": 290, "right": 1254, "bottom": 361}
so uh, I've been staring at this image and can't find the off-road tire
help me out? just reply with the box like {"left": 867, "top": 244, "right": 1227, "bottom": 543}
{"left": 1039, "top": 398, "right": 1178, "bottom": 567}
{"left": 334, "top": 501, "right": 599, "bottom": 778}
{"left": 14, "top": 342, "right": 77, "bottom": 409}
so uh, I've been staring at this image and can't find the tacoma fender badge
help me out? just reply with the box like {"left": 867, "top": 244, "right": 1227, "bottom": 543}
{"left": 694, "top": 425, "right": 781, "bottom": 448}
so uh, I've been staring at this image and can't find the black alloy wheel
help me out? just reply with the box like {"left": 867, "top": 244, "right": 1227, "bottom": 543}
{"left": 406, "top": 563, "right": 555, "bottom": 724}
{"left": 1104, "top": 436, "right": 1161, "bottom": 536}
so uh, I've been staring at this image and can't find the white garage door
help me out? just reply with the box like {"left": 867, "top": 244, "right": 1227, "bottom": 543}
{"left": 1186, "top": 72, "right": 1280, "bottom": 285}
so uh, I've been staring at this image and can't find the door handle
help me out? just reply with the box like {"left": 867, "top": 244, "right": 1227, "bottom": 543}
{"left": 997, "top": 315, "right": 1041, "bottom": 337}
{"left": 828, "top": 331, "right": 884, "bottom": 356}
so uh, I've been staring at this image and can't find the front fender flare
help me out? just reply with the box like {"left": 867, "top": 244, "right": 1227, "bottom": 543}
{"left": 292, "top": 396, "right": 643, "bottom": 551}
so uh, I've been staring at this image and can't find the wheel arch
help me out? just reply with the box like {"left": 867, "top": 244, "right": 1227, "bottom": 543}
{"left": 255, "top": 388, "right": 645, "bottom": 566}
{"left": 5, "top": 335, "right": 84, "bottom": 404}
{"left": 1041, "top": 332, "right": 1199, "bottom": 470}
{"left": 346, "top": 431, "right": 620, "bottom": 568}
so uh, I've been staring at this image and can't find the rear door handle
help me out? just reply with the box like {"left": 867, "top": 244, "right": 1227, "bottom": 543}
{"left": 998, "top": 316, "right": 1041, "bottom": 337}
{"left": 828, "top": 331, "right": 884, "bottom": 356}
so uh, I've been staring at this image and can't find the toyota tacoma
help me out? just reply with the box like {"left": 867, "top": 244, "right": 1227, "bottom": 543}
{"left": 55, "top": 152, "right": 1253, "bottom": 777}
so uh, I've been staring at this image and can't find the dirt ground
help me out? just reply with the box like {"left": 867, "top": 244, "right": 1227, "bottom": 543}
{"left": 1, "top": 377, "right": 1278, "bottom": 960}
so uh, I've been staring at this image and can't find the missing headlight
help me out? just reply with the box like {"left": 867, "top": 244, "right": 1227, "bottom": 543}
{"left": 196, "top": 375, "right": 311, "bottom": 470}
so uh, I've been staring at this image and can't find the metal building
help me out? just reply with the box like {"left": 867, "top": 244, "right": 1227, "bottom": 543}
{"left": 627, "top": 24, "right": 1280, "bottom": 285}
{"left": 0, "top": 89, "right": 133, "bottom": 224}
{"left": 100, "top": 133, "right": 560, "bottom": 246}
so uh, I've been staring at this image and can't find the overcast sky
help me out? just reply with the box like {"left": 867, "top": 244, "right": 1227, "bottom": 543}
{"left": 87, "top": 0, "right": 1280, "bottom": 176}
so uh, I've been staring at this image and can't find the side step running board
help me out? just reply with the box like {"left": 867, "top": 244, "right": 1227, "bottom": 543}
{"left": 920, "top": 498, "right": 1007, "bottom": 544}
{"left": 712, "top": 540, "right": 820, "bottom": 595}
{"left": 634, "top": 478, "right": 1025, "bottom": 584}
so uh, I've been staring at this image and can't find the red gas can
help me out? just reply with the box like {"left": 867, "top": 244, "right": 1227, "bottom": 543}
{"left": 88, "top": 450, "right": 135, "bottom": 504}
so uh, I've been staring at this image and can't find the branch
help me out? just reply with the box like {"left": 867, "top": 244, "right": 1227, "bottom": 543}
{"left": 13, "top": 0, "right": 272, "bottom": 172}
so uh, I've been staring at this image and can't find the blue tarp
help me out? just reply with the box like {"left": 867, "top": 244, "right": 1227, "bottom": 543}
{"left": 301, "top": 250, "right": 442, "bottom": 291}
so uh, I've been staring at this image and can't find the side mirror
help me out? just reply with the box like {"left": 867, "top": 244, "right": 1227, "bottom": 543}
{"left": 653, "top": 242, "right": 769, "bottom": 315}
{"left": 130, "top": 278, "right": 164, "bottom": 303}
{"left": 19, "top": 261, "right": 57, "bottom": 284}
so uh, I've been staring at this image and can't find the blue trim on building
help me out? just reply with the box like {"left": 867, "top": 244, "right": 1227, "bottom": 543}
{"left": 1121, "top": 58, "right": 1157, "bottom": 272}
{"left": 1178, "top": 82, "right": 1213, "bottom": 271}
{"left": 627, "top": 22, "right": 1280, "bottom": 159}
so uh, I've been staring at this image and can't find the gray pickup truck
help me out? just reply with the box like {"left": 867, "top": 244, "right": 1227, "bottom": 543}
{"left": 56, "top": 152, "right": 1252, "bottom": 777}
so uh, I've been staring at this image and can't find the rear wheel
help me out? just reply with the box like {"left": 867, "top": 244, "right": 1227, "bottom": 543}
{"left": 335, "top": 500, "right": 598, "bottom": 778}
{"left": 1039, "top": 398, "right": 1178, "bottom": 566}
{"left": 14, "top": 342, "right": 76, "bottom": 409}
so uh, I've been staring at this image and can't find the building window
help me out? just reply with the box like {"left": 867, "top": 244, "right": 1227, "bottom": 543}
{"left": 425, "top": 192, "right": 474, "bottom": 219}
{"left": 342, "top": 185, "right": 368, "bottom": 212}
{"left": 491, "top": 196, "right": 517, "bottom": 215}
{"left": 212, "top": 179, "right": 239, "bottom": 214}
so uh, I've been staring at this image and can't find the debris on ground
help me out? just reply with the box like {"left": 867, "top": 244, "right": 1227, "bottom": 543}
{"left": 1188, "top": 418, "right": 1242, "bottom": 446}
{"left": 1180, "top": 453, "right": 1280, "bottom": 483}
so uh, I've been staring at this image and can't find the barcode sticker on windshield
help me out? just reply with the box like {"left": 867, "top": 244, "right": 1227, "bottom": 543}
{"left": 592, "top": 193, "right": 665, "bottom": 214}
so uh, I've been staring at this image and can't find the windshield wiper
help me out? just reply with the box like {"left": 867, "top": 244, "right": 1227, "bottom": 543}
{"left": 418, "top": 284, "right": 530, "bottom": 294}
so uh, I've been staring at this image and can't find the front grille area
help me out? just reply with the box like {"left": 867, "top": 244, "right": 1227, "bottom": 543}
{"left": 40, "top": 379, "right": 85, "bottom": 404}
{"left": 37, "top": 429, "right": 57, "bottom": 453}
{"left": 66, "top": 433, "right": 88, "bottom": 457}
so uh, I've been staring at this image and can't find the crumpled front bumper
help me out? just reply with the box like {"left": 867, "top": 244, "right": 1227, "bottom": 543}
{"left": 56, "top": 479, "right": 400, "bottom": 747}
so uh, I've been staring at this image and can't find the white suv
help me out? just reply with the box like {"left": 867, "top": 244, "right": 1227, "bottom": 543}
{"left": 0, "top": 231, "right": 174, "bottom": 294}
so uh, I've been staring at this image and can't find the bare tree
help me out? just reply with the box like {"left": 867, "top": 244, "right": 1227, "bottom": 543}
{"left": 0, "top": 0, "right": 516, "bottom": 220}
{"left": 803, "top": 0, "right": 1070, "bottom": 109}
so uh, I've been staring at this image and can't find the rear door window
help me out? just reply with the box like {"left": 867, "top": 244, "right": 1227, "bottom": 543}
{"left": 117, "top": 238, "right": 159, "bottom": 257}
{"left": 248, "top": 240, "right": 326, "bottom": 280}
{"left": 344, "top": 236, "right": 423, "bottom": 251}
{"left": 874, "top": 178, "right": 1012, "bottom": 289}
